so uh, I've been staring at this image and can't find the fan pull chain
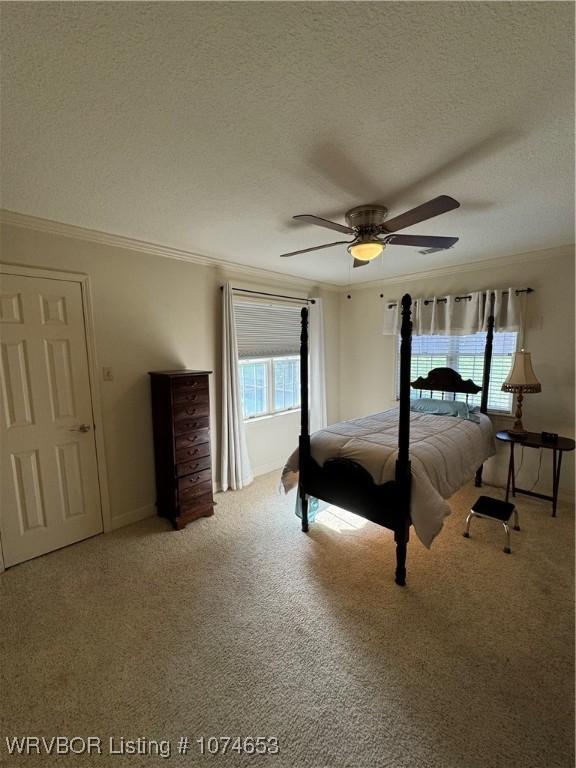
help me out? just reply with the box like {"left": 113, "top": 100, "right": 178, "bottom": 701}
{"left": 347, "top": 257, "right": 352, "bottom": 299}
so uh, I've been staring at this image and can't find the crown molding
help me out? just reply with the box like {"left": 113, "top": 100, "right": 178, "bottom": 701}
{"left": 349, "top": 243, "right": 574, "bottom": 291}
{"left": 0, "top": 209, "right": 341, "bottom": 291}
{"left": 1, "top": 208, "right": 571, "bottom": 294}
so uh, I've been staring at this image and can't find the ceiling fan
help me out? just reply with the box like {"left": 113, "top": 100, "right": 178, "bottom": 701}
{"left": 280, "top": 195, "right": 460, "bottom": 268}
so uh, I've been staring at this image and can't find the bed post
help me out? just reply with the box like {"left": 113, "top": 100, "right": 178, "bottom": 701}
{"left": 395, "top": 294, "right": 412, "bottom": 586}
{"left": 299, "top": 306, "right": 310, "bottom": 532}
{"left": 475, "top": 307, "right": 495, "bottom": 487}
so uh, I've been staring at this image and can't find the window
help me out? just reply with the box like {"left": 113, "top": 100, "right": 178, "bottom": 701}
{"left": 273, "top": 357, "right": 300, "bottom": 412}
{"left": 239, "top": 359, "right": 268, "bottom": 418}
{"left": 397, "top": 331, "right": 518, "bottom": 413}
{"left": 239, "top": 356, "right": 300, "bottom": 419}
{"left": 234, "top": 300, "right": 302, "bottom": 420}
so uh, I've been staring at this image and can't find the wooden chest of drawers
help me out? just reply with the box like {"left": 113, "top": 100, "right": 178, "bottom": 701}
{"left": 149, "top": 370, "right": 214, "bottom": 529}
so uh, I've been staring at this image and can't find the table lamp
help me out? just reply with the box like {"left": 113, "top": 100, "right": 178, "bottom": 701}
{"left": 501, "top": 349, "right": 541, "bottom": 436}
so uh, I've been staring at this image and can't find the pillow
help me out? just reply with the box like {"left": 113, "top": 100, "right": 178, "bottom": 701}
{"left": 410, "top": 398, "right": 480, "bottom": 422}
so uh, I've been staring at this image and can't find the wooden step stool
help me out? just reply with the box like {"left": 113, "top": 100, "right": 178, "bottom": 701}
{"left": 463, "top": 495, "right": 519, "bottom": 554}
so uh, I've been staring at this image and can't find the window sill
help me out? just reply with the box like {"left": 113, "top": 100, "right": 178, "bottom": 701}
{"left": 488, "top": 411, "right": 514, "bottom": 422}
{"left": 244, "top": 408, "right": 301, "bottom": 424}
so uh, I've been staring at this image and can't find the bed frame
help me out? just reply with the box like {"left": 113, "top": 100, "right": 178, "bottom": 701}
{"left": 297, "top": 293, "right": 495, "bottom": 586}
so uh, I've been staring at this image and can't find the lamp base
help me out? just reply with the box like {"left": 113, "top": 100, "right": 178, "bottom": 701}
{"left": 507, "top": 427, "right": 528, "bottom": 438}
{"left": 507, "top": 391, "right": 528, "bottom": 437}
{"left": 507, "top": 418, "right": 527, "bottom": 437}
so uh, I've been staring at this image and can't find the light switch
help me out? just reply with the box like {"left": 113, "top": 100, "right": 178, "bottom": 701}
{"left": 102, "top": 367, "right": 114, "bottom": 382}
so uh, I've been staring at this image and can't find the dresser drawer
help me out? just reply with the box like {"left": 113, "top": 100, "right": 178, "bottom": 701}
{"left": 172, "top": 375, "right": 208, "bottom": 390}
{"left": 178, "top": 477, "right": 212, "bottom": 501}
{"left": 173, "top": 402, "right": 210, "bottom": 423}
{"left": 174, "top": 416, "right": 210, "bottom": 435}
{"left": 178, "top": 468, "right": 211, "bottom": 490}
{"left": 172, "top": 384, "right": 209, "bottom": 405}
{"left": 176, "top": 493, "right": 214, "bottom": 527}
{"left": 180, "top": 490, "right": 213, "bottom": 511}
{"left": 176, "top": 454, "right": 211, "bottom": 478}
{"left": 175, "top": 442, "right": 211, "bottom": 464}
{"left": 174, "top": 429, "right": 210, "bottom": 451}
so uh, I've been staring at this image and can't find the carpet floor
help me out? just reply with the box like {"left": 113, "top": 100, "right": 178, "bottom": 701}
{"left": 1, "top": 474, "right": 574, "bottom": 768}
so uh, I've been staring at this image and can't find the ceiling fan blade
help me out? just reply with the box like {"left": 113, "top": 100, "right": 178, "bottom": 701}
{"left": 384, "top": 234, "right": 458, "bottom": 249}
{"left": 280, "top": 240, "right": 352, "bottom": 258}
{"left": 293, "top": 214, "right": 354, "bottom": 235}
{"left": 382, "top": 196, "right": 460, "bottom": 233}
{"left": 353, "top": 258, "right": 369, "bottom": 268}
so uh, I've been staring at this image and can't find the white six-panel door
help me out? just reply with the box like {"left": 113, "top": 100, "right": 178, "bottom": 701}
{"left": 0, "top": 274, "right": 103, "bottom": 566}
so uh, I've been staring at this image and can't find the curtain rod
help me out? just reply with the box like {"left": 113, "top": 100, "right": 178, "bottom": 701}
{"left": 220, "top": 286, "right": 315, "bottom": 304}
{"left": 386, "top": 287, "right": 533, "bottom": 309}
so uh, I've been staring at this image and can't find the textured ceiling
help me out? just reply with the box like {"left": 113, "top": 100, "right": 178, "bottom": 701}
{"left": 1, "top": 2, "right": 574, "bottom": 285}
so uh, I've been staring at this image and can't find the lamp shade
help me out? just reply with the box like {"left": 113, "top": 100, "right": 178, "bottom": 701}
{"left": 501, "top": 350, "right": 541, "bottom": 393}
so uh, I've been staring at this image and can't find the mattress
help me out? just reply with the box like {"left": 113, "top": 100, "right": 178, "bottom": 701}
{"left": 281, "top": 407, "right": 496, "bottom": 548}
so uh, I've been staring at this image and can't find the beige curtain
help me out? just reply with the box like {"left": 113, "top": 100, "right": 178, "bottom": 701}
{"left": 220, "top": 283, "right": 253, "bottom": 491}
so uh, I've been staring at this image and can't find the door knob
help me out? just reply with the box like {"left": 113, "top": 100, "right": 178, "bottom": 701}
{"left": 69, "top": 423, "right": 92, "bottom": 433}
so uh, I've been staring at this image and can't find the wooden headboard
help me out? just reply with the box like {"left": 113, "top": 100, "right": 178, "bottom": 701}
{"left": 411, "top": 367, "right": 482, "bottom": 400}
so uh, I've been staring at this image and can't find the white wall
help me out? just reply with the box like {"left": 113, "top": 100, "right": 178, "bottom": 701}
{"left": 0, "top": 222, "right": 339, "bottom": 528}
{"left": 245, "top": 411, "right": 301, "bottom": 477}
{"left": 339, "top": 248, "right": 575, "bottom": 496}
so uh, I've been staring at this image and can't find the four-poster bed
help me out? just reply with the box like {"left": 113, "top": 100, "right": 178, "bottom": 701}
{"left": 293, "top": 293, "right": 497, "bottom": 586}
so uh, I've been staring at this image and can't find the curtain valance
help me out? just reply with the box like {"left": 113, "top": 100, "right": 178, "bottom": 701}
{"left": 382, "top": 288, "right": 527, "bottom": 336}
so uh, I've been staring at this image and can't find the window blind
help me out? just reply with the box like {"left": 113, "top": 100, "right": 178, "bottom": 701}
{"left": 234, "top": 301, "right": 302, "bottom": 359}
{"left": 397, "top": 331, "right": 518, "bottom": 412}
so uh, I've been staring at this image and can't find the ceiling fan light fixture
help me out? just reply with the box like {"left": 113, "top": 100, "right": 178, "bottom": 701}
{"left": 348, "top": 240, "right": 384, "bottom": 262}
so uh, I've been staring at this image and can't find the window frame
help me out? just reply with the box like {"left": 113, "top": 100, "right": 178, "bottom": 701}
{"left": 239, "top": 355, "right": 301, "bottom": 421}
{"left": 396, "top": 331, "right": 519, "bottom": 415}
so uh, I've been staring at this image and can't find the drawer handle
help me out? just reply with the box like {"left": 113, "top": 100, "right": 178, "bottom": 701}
{"left": 185, "top": 408, "right": 198, "bottom": 416}
{"left": 178, "top": 450, "right": 197, "bottom": 460}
